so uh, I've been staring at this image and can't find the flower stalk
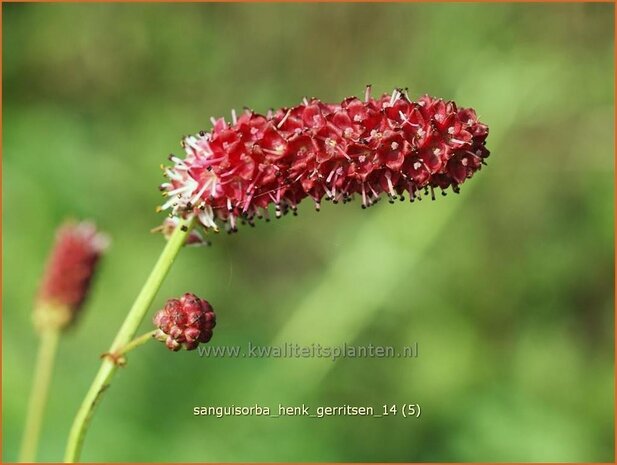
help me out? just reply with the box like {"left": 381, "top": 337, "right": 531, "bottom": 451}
{"left": 64, "top": 216, "right": 195, "bottom": 463}
{"left": 19, "top": 327, "right": 60, "bottom": 463}
{"left": 115, "top": 330, "right": 158, "bottom": 358}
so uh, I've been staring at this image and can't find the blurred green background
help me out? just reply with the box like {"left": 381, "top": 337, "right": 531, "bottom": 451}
{"left": 2, "top": 3, "right": 614, "bottom": 462}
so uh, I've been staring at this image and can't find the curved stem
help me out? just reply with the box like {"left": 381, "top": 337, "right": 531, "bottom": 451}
{"left": 64, "top": 216, "right": 195, "bottom": 462}
{"left": 19, "top": 328, "right": 61, "bottom": 462}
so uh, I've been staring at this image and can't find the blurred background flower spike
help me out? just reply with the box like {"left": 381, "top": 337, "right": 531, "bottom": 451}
{"left": 19, "top": 221, "right": 109, "bottom": 463}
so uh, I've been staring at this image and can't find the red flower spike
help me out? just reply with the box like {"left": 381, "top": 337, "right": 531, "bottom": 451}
{"left": 159, "top": 88, "right": 490, "bottom": 234}
{"left": 34, "top": 221, "right": 109, "bottom": 332}
{"left": 153, "top": 293, "right": 216, "bottom": 351}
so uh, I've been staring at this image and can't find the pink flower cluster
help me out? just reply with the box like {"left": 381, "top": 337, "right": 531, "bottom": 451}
{"left": 160, "top": 88, "right": 489, "bottom": 233}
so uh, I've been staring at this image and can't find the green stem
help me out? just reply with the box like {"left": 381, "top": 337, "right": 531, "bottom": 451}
{"left": 19, "top": 328, "right": 61, "bottom": 463}
{"left": 64, "top": 216, "right": 195, "bottom": 463}
{"left": 116, "top": 330, "right": 158, "bottom": 358}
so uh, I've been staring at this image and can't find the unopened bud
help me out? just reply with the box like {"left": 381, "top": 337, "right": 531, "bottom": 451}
{"left": 153, "top": 293, "right": 216, "bottom": 351}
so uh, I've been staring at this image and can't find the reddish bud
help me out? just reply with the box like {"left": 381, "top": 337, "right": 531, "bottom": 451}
{"left": 34, "top": 221, "right": 109, "bottom": 332}
{"left": 153, "top": 293, "right": 216, "bottom": 351}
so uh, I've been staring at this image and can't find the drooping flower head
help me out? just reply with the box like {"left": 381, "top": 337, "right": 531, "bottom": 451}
{"left": 34, "top": 221, "right": 109, "bottom": 332}
{"left": 153, "top": 293, "right": 216, "bottom": 351}
{"left": 159, "top": 87, "right": 489, "bottom": 234}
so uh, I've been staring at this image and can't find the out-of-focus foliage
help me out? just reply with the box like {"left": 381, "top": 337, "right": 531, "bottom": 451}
{"left": 2, "top": 3, "right": 614, "bottom": 462}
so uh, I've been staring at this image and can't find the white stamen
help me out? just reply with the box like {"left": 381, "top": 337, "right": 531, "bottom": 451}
{"left": 190, "top": 182, "right": 209, "bottom": 205}
{"left": 277, "top": 109, "right": 292, "bottom": 129}
{"left": 369, "top": 183, "right": 379, "bottom": 197}
{"left": 185, "top": 136, "right": 202, "bottom": 152}
{"left": 361, "top": 183, "right": 367, "bottom": 207}
{"left": 243, "top": 192, "right": 254, "bottom": 213}
{"left": 170, "top": 156, "right": 187, "bottom": 167}
{"left": 388, "top": 89, "right": 400, "bottom": 107}
{"left": 165, "top": 169, "right": 183, "bottom": 181}
{"left": 386, "top": 173, "right": 395, "bottom": 196}
{"left": 337, "top": 146, "right": 351, "bottom": 160}
{"left": 166, "top": 183, "right": 196, "bottom": 197}
{"left": 365, "top": 85, "right": 372, "bottom": 103}
{"left": 160, "top": 196, "right": 179, "bottom": 211}
{"left": 198, "top": 207, "right": 218, "bottom": 231}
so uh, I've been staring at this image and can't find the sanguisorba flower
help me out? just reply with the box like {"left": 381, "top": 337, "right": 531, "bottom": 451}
{"left": 33, "top": 221, "right": 109, "bottom": 332}
{"left": 159, "top": 87, "right": 490, "bottom": 233}
{"left": 153, "top": 293, "right": 216, "bottom": 351}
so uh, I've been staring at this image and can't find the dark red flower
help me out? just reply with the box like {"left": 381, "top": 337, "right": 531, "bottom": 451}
{"left": 34, "top": 221, "right": 109, "bottom": 331}
{"left": 153, "top": 293, "right": 216, "bottom": 351}
{"left": 159, "top": 87, "right": 490, "bottom": 233}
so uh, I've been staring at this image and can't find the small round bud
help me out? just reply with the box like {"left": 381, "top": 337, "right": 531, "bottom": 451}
{"left": 153, "top": 293, "right": 216, "bottom": 351}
